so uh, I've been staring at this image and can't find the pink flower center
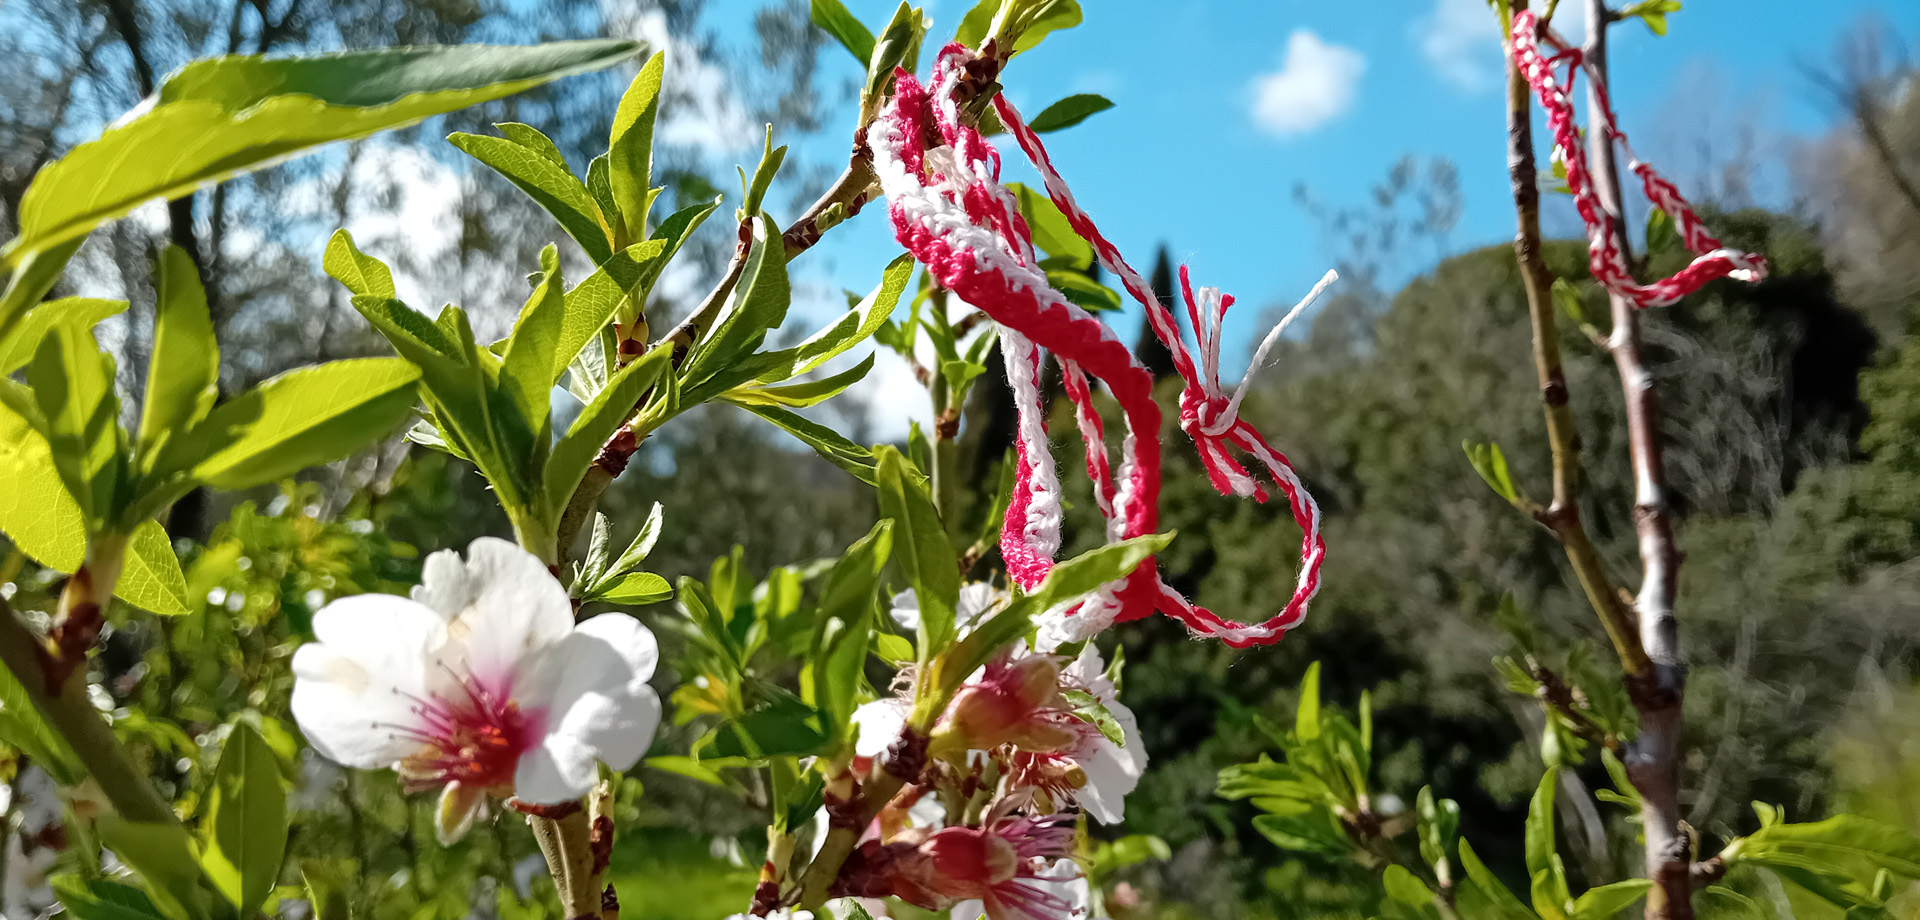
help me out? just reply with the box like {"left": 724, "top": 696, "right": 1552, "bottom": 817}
{"left": 394, "top": 675, "right": 543, "bottom": 792}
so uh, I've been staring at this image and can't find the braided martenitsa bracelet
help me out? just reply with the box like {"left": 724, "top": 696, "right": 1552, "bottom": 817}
{"left": 870, "top": 43, "right": 1333, "bottom": 648}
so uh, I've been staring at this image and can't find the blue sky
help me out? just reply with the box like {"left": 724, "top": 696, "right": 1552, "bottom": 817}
{"left": 765, "top": 0, "right": 1918, "bottom": 391}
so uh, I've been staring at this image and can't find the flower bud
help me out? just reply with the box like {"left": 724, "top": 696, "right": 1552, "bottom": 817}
{"left": 934, "top": 656, "right": 1079, "bottom": 753}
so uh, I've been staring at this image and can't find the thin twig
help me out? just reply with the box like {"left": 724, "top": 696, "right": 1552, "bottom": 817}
{"left": 1579, "top": 3, "right": 1692, "bottom": 917}
{"left": 1502, "top": 0, "right": 1652, "bottom": 679}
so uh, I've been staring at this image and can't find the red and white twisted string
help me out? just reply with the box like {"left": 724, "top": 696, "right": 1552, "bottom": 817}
{"left": 870, "top": 43, "right": 1331, "bottom": 648}
{"left": 1509, "top": 10, "right": 1766, "bottom": 308}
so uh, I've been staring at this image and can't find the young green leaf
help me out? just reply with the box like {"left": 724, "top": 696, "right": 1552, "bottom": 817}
{"left": 29, "top": 324, "right": 123, "bottom": 524}
{"left": 92, "top": 817, "right": 213, "bottom": 920}
{"left": 723, "top": 354, "right": 875, "bottom": 409}
{"left": 450, "top": 132, "right": 611, "bottom": 264}
{"left": 1458, "top": 838, "right": 1538, "bottom": 920}
{"left": 1569, "top": 879, "right": 1652, "bottom": 920}
{"left": 1382, "top": 864, "right": 1435, "bottom": 908}
{"left": 610, "top": 501, "right": 666, "bottom": 574}
{"left": 116, "top": 520, "right": 190, "bottom": 617}
{"left": 811, "top": 0, "right": 877, "bottom": 64}
{"left": 1061, "top": 689, "right": 1125, "bottom": 745}
{"left": 1020, "top": 531, "right": 1172, "bottom": 613}
{"left": 543, "top": 345, "right": 671, "bottom": 518}
{"left": 1008, "top": 182, "right": 1093, "bottom": 267}
{"left": 496, "top": 122, "right": 571, "bottom": 169}
{"left": 687, "top": 216, "right": 790, "bottom": 382}
{"left": 876, "top": 445, "right": 959, "bottom": 660}
{"left": 171, "top": 358, "right": 421, "bottom": 492}
{"left": 734, "top": 403, "right": 880, "bottom": 484}
{"left": 136, "top": 247, "right": 220, "bottom": 474}
{"left": 740, "top": 130, "right": 788, "bottom": 220}
{"left": 754, "top": 253, "right": 915, "bottom": 385}
{"left": 1027, "top": 93, "right": 1114, "bottom": 133}
{"left": 0, "top": 394, "right": 86, "bottom": 572}
{"left": 3, "top": 40, "right": 644, "bottom": 277}
{"left": 0, "top": 297, "right": 127, "bottom": 374}
{"left": 557, "top": 240, "right": 671, "bottom": 348}
{"left": 1526, "top": 767, "right": 1560, "bottom": 879}
{"left": 1464, "top": 440, "right": 1522, "bottom": 505}
{"left": 52, "top": 878, "right": 170, "bottom": 920}
{"left": 321, "top": 230, "right": 398, "bottom": 299}
{"left": 862, "top": 3, "right": 926, "bottom": 117}
{"left": 200, "top": 723, "right": 288, "bottom": 916}
{"left": 499, "top": 248, "right": 569, "bottom": 431}
{"left": 608, "top": 52, "right": 668, "bottom": 239}
{"left": 1550, "top": 277, "right": 1588, "bottom": 328}
{"left": 585, "top": 572, "right": 674, "bottom": 606}
{"left": 1295, "top": 661, "right": 1323, "bottom": 741}
{"left": 0, "top": 646, "right": 83, "bottom": 784}
{"left": 1644, "top": 207, "right": 1678, "bottom": 254}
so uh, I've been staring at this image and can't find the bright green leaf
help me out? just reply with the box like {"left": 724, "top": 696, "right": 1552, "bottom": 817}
{"left": 1570, "top": 879, "right": 1652, "bottom": 919}
{"left": 116, "top": 520, "right": 190, "bottom": 616}
{"left": 734, "top": 403, "right": 880, "bottom": 484}
{"left": 172, "top": 358, "right": 420, "bottom": 492}
{"left": 29, "top": 323, "right": 122, "bottom": 524}
{"left": 608, "top": 52, "right": 667, "bottom": 238}
{"left": 876, "top": 446, "right": 958, "bottom": 661}
{"left": 136, "top": 247, "right": 220, "bottom": 474}
{"left": 0, "top": 393, "right": 86, "bottom": 571}
{"left": 589, "top": 572, "right": 674, "bottom": 606}
{"left": 1027, "top": 93, "right": 1113, "bottom": 133}
{"left": 450, "top": 132, "right": 611, "bottom": 264}
{"left": 201, "top": 723, "right": 288, "bottom": 915}
{"left": 321, "top": 229, "right": 397, "bottom": 299}
{"left": 0, "top": 297, "right": 127, "bottom": 375}
{"left": 544, "top": 346, "right": 671, "bottom": 519}
{"left": 3, "top": 41, "right": 644, "bottom": 275}
{"left": 811, "top": 0, "right": 877, "bottom": 64}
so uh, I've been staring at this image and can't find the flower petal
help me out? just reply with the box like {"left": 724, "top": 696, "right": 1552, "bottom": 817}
{"left": 513, "top": 614, "right": 662, "bottom": 802}
{"left": 432, "top": 537, "right": 575, "bottom": 689}
{"left": 851, "top": 697, "right": 909, "bottom": 760}
{"left": 888, "top": 589, "right": 921, "bottom": 633}
{"left": 1074, "top": 699, "right": 1145, "bottom": 825}
{"left": 291, "top": 594, "right": 448, "bottom": 768}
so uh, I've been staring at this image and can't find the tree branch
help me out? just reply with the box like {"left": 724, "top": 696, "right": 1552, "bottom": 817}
{"left": 1503, "top": 0, "right": 1651, "bottom": 679}
{"left": 1579, "top": 4, "right": 1691, "bottom": 918}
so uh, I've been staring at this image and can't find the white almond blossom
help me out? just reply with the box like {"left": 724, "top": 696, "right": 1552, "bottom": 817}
{"left": 291, "top": 537, "right": 661, "bottom": 843}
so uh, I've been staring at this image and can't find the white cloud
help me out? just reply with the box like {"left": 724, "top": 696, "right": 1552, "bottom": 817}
{"left": 1250, "top": 30, "right": 1367, "bottom": 139}
{"left": 1418, "top": 0, "right": 1586, "bottom": 91}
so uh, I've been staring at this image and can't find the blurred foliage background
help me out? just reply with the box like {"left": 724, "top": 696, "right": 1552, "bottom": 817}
{"left": 3, "top": 1, "right": 1920, "bottom": 919}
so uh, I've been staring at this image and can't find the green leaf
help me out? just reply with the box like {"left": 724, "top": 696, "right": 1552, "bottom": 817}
{"left": 201, "top": 723, "right": 288, "bottom": 915}
{"left": 321, "top": 229, "right": 397, "bottom": 298}
{"left": 1048, "top": 268, "right": 1122, "bottom": 312}
{"left": 863, "top": 3, "right": 927, "bottom": 113}
{"left": 1007, "top": 182, "right": 1092, "bottom": 267}
{"left": 561, "top": 239, "right": 672, "bottom": 346}
{"left": 725, "top": 354, "right": 874, "bottom": 409}
{"left": 739, "top": 131, "right": 788, "bottom": 219}
{"left": 1550, "top": 277, "right": 1587, "bottom": 328}
{"left": 872, "top": 633, "right": 914, "bottom": 664}
{"left": 116, "top": 519, "right": 190, "bottom": 616}
{"left": 735, "top": 403, "right": 880, "bottom": 484}
{"left": 1620, "top": 0, "right": 1680, "bottom": 35}
{"left": 608, "top": 52, "right": 667, "bottom": 238}
{"left": 3, "top": 40, "right": 644, "bottom": 275}
{"left": 1458, "top": 838, "right": 1539, "bottom": 920}
{"left": 1296, "top": 661, "right": 1322, "bottom": 742}
{"left": 1644, "top": 207, "right": 1678, "bottom": 254}
{"left": 499, "top": 248, "right": 569, "bottom": 431}
{"left": 586, "top": 572, "right": 673, "bottom": 606}
{"left": 0, "top": 393, "right": 86, "bottom": 571}
{"left": 174, "top": 358, "right": 421, "bottom": 491}
{"left": 755, "top": 253, "right": 915, "bottom": 384}
{"left": 30, "top": 323, "right": 123, "bottom": 524}
{"left": 876, "top": 446, "right": 958, "bottom": 660}
{"left": 609, "top": 501, "right": 666, "bottom": 573}
{"left": 811, "top": 0, "right": 877, "bottom": 64}
{"left": 0, "top": 297, "right": 127, "bottom": 375}
{"left": 1464, "top": 440, "right": 1521, "bottom": 505}
{"left": 1570, "top": 879, "right": 1652, "bottom": 920}
{"left": 1416, "top": 785, "right": 1461, "bottom": 872}
{"left": 93, "top": 817, "right": 212, "bottom": 920}
{"left": 0, "top": 237, "right": 83, "bottom": 345}
{"left": 496, "top": 122, "right": 571, "bottom": 170}
{"left": 136, "top": 247, "right": 220, "bottom": 474}
{"left": 1021, "top": 531, "right": 1172, "bottom": 612}
{"left": 1027, "top": 93, "right": 1114, "bottom": 133}
{"left": 1383, "top": 864, "right": 1436, "bottom": 907}
{"left": 53, "top": 878, "right": 170, "bottom": 920}
{"left": 698, "top": 695, "right": 831, "bottom": 761}
{"left": 1526, "top": 768, "right": 1560, "bottom": 878}
{"left": 1062, "top": 688, "right": 1124, "bottom": 745}
{"left": 450, "top": 132, "right": 611, "bottom": 264}
{"left": 688, "top": 216, "right": 791, "bottom": 383}
{"left": 543, "top": 346, "right": 671, "bottom": 518}
{"left": 0, "top": 647, "right": 82, "bottom": 784}
{"left": 1726, "top": 813, "right": 1920, "bottom": 878}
